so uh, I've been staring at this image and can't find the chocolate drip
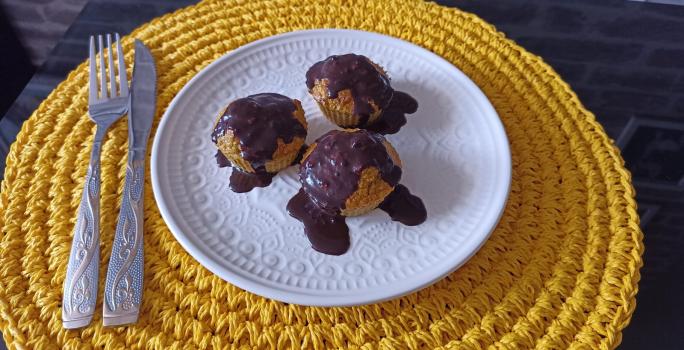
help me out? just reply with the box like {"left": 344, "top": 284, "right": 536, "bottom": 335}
{"left": 288, "top": 130, "right": 426, "bottom": 255}
{"left": 215, "top": 144, "right": 310, "bottom": 193}
{"left": 228, "top": 169, "right": 274, "bottom": 193}
{"left": 379, "top": 184, "right": 427, "bottom": 226}
{"left": 367, "top": 91, "right": 419, "bottom": 135}
{"left": 287, "top": 182, "right": 427, "bottom": 255}
{"left": 293, "top": 144, "right": 309, "bottom": 164}
{"left": 211, "top": 93, "right": 306, "bottom": 172}
{"left": 300, "top": 130, "right": 401, "bottom": 213}
{"left": 215, "top": 150, "right": 232, "bottom": 168}
{"left": 287, "top": 189, "right": 349, "bottom": 255}
{"left": 306, "top": 54, "right": 393, "bottom": 125}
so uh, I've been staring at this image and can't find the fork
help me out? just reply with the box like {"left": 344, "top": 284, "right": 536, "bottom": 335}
{"left": 62, "top": 33, "right": 129, "bottom": 329}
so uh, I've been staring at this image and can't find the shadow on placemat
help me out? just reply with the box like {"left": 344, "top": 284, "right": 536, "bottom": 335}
{"left": 0, "top": 332, "right": 5, "bottom": 350}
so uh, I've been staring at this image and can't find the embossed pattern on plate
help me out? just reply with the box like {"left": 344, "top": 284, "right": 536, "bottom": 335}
{"left": 151, "top": 30, "right": 511, "bottom": 306}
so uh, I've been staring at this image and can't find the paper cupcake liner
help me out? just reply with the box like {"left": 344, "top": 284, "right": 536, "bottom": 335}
{"left": 226, "top": 156, "right": 254, "bottom": 173}
{"left": 341, "top": 193, "right": 389, "bottom": 217}
{"left": 265, "top": 150, "right": 300, "bottom": 173}
{"left": 317, "top": 102, "right": 382, "bottom": 128}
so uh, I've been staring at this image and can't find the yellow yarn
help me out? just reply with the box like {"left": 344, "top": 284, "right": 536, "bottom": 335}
{"left": 0, "top": 0, "right": 644, "bottom": 349}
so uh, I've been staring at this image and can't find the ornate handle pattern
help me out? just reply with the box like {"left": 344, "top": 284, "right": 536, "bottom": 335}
{"left": 103, "top": 155, "right": 145, "bottom": 326}
{"left": 62, "top": 138, "right": 103, "bottom": 329}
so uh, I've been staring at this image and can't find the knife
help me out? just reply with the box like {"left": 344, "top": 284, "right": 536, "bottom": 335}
{"left": 103, "top": 40, "right": 156, "bottom": 326}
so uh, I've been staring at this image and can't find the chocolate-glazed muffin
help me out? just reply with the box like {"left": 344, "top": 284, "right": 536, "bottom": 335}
{"left": 306, "top": 54, "right": 393, "bottom": 128}
{"left": 306, "top": 54, "right": 420, "bottom": 134}
{"left": 211, "top": 93, "right": 307, "bottom": 192}
{"left": 287, "top": 129, "right": 427, "bottom": 255}
{"left": 300, "top": 129, "right": 402, "bottom": 216}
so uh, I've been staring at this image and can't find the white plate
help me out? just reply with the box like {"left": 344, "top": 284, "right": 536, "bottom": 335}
{"left": 151, "top": 29, "right": 511, "bottom": 306}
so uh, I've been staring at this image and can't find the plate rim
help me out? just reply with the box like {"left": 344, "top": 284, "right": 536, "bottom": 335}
{"left": 151, "top": 28, "right": 512, "bottom": 306}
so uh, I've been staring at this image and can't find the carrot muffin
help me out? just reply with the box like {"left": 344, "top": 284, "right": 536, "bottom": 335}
{"left": 306, "top": 54, "right": 394, "bottom": 128}
{"left": 211, "top": 93, "right": 307, "bottom": 192}
{"left": 287, "top": 129, "right": 421, "bottom": 255}
{"left": 299, "top": 129, "right": 401, "bottom": 216}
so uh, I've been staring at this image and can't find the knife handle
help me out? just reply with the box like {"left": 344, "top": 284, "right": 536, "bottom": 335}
{"left": 63, "top": 131, "right": 105, "bottom": 329}
{"left": 103, "top": 152, "right": 145, "bottom": 326}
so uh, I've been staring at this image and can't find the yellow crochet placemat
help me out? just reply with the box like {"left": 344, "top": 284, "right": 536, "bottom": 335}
{"left": 0, "top": 0, "right": 643, "bottom": 348}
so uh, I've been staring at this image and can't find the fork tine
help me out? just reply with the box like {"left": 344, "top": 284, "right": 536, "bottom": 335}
{"left": 116, "top": 33, "right": 128, "bottom": 97}
{"left": 106, "top": 34, "right": 116, "bottom": 97}
{"left": 98, "top": 35, "right": 107, "bottom": 98}
{"left": 89, "top": 36, "right": 97, "bottom": 102}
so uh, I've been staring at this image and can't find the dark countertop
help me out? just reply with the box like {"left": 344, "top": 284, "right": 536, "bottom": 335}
{"left": 1, "top": 0, "right": 683, "bottom": 348}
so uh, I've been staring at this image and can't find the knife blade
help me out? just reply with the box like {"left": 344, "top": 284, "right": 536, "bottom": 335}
{"left": 102, "top": 39, "right": 156, "bottom": 327}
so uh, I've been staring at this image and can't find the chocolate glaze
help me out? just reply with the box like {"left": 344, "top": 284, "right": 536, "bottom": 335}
{"left": 367, "top": 91, "right": 419, "bottom": 135}
{"left": 287, "top": 189, "right": 349, "bottom": 255}
{"left": 229, "top": 170, "right": 274, "bottom": 193}
{"left": 306, "top": 54, "right": 393, "bottom": 126}
{"left": 299, "top": 130, "right": 401, "bottom": 213}
{"left": 379, "top": 184, "right": 427, "bottom": 226}
{"left": 306, "top": 54, "right": 419, "bottom": 133}
{"left": 211, "top": 93, "right": 306, "bottom": 172}
{"left": 292, "top": 143, "right": 309, "bottom": 164}
{"left": 211, "top": 93, "right": 306, "bottom": 193}
{"left": 287, "top": 183, "right": 427, "bottom": 255}
{"left": 215, "top": 150, "right": 232, "bottom": 168}
{"left": 215, "top": 145, "right": 310, "bottom": 193}
{"left": 288, "top": 130, "right": 427, "bottom": 255}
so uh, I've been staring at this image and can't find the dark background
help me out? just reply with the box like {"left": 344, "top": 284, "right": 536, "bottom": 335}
{"left": 1, "top": 0, "right": 683, "bottom": 349}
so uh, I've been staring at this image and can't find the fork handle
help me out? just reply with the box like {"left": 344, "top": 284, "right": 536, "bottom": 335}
{"left": 62, "top": 125, "right": 108, "bottom": 329}
{"left": 103, "top": 149, "right": 145, "bottom": 326}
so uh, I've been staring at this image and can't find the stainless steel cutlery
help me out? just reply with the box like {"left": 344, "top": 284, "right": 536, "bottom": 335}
{"left": 103, "top": 40, "right": 156, "bottom": 327}
{"left": 62, "top": 33, "right": 130, "bottom": 329}
{"left": 62, "top": 34, "right": 156, "bottom": 329}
